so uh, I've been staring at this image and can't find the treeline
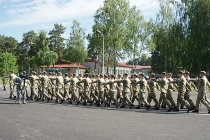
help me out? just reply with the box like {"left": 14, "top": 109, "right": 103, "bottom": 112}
{"left": 0, "top": 0, "right": 209, "bottom": 76}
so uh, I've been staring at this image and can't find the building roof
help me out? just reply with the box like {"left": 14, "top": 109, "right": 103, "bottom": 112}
{"left": 49, "top": 64, "right": 87, "bottom": 68}
{"left": 117, "top": 62, "right": 132, "bottom": 67}
{"left": 134, "top": 65, "right": 151, "bottom": 70}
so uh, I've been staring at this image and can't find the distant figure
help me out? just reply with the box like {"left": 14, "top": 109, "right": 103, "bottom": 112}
{"left": 2, "top": 74, "right": 8, "bottom": 91}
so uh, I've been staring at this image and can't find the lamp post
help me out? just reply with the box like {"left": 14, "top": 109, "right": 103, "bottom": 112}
{"left": 96, "top": 30, "right": 104, "bottom": 78}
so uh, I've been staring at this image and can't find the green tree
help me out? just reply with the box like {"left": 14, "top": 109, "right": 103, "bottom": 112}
{"left": 0, "top": 35, "right": 18, "bottom": 54}
{"left": 49, "top": 23, "right": 67, "bottom": 60}
{"left": 0, "top": 52, "right": 18, "bottom": 75}
{"left": 64, "top": 20, "right": 87, "bottom": 75}
{"left": 31, "top": 31, "right": 58, "bottom": 70}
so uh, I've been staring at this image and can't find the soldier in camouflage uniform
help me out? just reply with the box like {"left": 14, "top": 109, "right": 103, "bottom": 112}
{"left": 30, "top": 71, "right": 39, "bottom": 101}
{"left": 134, "top": 73, "right": 151, "bottom": 110}
{"left": 166, "top": 73, "right": 177, "bottom": 108}
{"left": 9, "top": 70, "right": 17, "bottom": 99}
{"left": 38, "top": 72, "right": 43, "bottom": 98}
{"left": 77, "top": 73, "right": 93, "bottom": 105}
{"left": 116, "top": 74, "right": 123, "bottom": 103}
{"left": 14, "top": 75, "right": 26, "bottom": 104}
{"left": 118, "top": 73, "right": 134, "bottom": 108}
{"left": 172, "top": 71, "right": 193, "bottom": 113}
{"left": 181, "top": 71, "right": 196, "bottom": 109}
{"left": 92, "top": 74, "right": 107, "bottom": 106}
{"left": 90, "top": 75, "right": 98, "bottom": 103}
{"left": 47, "top": 72, "right": 53, "bottom": 99}
{"left": 103, "top": 74, "right": 118, "bottom": 107}
{"left": 77, "top": 74, "right": 84, "bottom": 101}
{"left": 147, "top": 73, "right": 159, "bottom": 108}
{"left": 51, "top": 72, "right": 56, "bottom": 100}
{"left": 56, "top": 72, "right": 64, "bottom": 103}
{"left": 68, "top": 73, "right": 80, "bottom": 105}
{"left": 38, "top": 71, "right": 51, "bottom": 101}
{"left": 63, "top": 73, "right": 71, "bottom": 100}
{"left": 155, "top": 72, "right": 173, "bottom": 112}
{"left": 192, "top": 71, "right": 210, "bottom": 114}
{"left": 130, "top": 74, "right": 140, "bottom": 104}
{"left": 103, "top": 75, "right": 110, "bottom": 102}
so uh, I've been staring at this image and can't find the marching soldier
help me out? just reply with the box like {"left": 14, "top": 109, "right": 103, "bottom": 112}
{"left": 116, "top": 74, "right": 123, "bottom": 103}
{"left": 9, "top": 70, "right": 17, "bottom": 99}
{"left": 78, "top": 74, "right": 84, "bottom": 101}
{"left": 119, "top": 73, "right": 134, "bottom": 108}
{"left": 63, "top": 73, "right": 71, "bottom": 100}
{"left": 192, "top": 71, "right": 210, "bottom": 114}
{"left": 2, "top": 74, "right": 8, "bottom": 91}
{"left": 147, "top": 73, "right": 159, "bottom": 108}
{"left": 47, "top": 72, "right": 53, "bottom": 99}
{"left": 68, "top": 73, "right": 80, "bottom": 105}
{"left": 130, "top": 74, "right": 140, "bottom": 104}
{"left": 90, "top": 74, "right": 98, "bottom": 103}
{"left": 56, "top": 72, "right": 64, "bottom": 103}
{"left": 77, "top": 73, "right": 93, "bottom": 105}
{"left": 134, "top": 73, "right": 151, "bottom": 110}
{"left": 182, "top": 71, "right": 196, "bottom": 109}
{"left": 51, "top": 72, "right": 57, "bottom": 100}
{"left": 166, "top": 73, "right": 177, "bottom": 108}
{"left": 38, "top": 72, "right": 43, "bottom": 98}
{"left": 172, "top": 71, "right": 193, "bottom": 112}
{"left": 30, "top": 71, "right": 39, "bottom": 101}
{"left": 103, "top": 74, "right": 118, "bottom": 107}
{"left": 38, "top": 71, "right": 51, "bottom": 101}
{"left": 92, "top": 74, "right": 107, "bottom": 106}
{"left": 104, "top": 74, "right": 110, "bottom": 102}
{"left": 155, "top": 72, "right": 173, "bottom": 112}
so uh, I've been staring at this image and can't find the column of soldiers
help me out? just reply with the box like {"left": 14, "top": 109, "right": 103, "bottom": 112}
{"left": 6, "top": 70, "right": 210, "bottom": 114}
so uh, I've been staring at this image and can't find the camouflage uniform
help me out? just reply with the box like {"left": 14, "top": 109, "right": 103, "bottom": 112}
{"left": 63, "top": 75, "right": 71, "bottom": 100}
{"left": 147, "top": 78, "right": 159, "bottom": 107}
{"left": 9, "top": 72, "right": 17, "bottom": 98}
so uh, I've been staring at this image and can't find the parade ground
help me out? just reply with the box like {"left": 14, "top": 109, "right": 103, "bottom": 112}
{"left": 0, "top": 86, "right": 210, "bottom": 140}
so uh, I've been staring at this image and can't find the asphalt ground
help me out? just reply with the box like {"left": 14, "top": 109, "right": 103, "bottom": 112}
{"left": 0, "top": 85, "right": 210, "bottom": 140}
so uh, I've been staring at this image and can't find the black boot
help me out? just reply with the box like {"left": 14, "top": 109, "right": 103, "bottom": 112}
{"left": 129, "top": 104, "right": 134, "bottom": 109}
{"left": 36, "top": 98, "right": 41, "bottom": 101}
{"left": 69, "top": 101, "right": 72, "bottom": 104}
{"left": 167, "top": 107, "right": 173, "bottom": 112}
{"left": 90, "top": 101, "right": 94, "bottom": 106}
{"left": 146, "top": 105, "right": 151, "bottom": 110}
{"left": 47, "top": 98, "right": 50, "bottom": 103}
{"left": 104, "top": 103, "right": 108, "bottom": 107}
{"left": 187, "top": 107, "right": 193, "bottom": 113}
{"left": 173, "top": 107, "right": 180, "bottom": 111}
{"left": 120, "top": 105, "right": 125, "bottom": 108}
{"left": 60, "top": 99, "right": 65, "bottom": 104}
{"left": 208, "top": 110, "right": 210, "bottom": 114}
{"left": 83, "top": 102, "right": 87, "bottom": 105}
{"left": 192, "top": 110, "right": 199, "bottom": 113}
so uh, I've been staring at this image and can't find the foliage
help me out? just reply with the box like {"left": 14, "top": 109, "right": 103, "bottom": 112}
{"left": 0, "top": 52, "right": 18, "bottom": 75}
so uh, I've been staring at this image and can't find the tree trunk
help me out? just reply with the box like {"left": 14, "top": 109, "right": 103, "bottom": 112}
{"left": 21, "top": 60, "right": 23, "bottom": 72}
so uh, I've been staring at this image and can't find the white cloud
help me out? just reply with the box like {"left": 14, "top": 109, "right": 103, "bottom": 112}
{"left": 0, "top": 0, "right": 160, "bottom": 28}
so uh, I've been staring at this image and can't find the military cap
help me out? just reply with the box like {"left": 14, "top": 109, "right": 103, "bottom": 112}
{"left": 34, "top": 72, "right": 37, "bottom": 75}
{"left": 49, "top": 72, "right": 52, "bottom": 74}
{"left": 200, "top": 71, "right": 206, "bottom": 75}
{"left": 104, "top": 74, "right": 107, "bottom": 77}
{"left": 52, "top": 72, "right": 55, "bottom": 75}
{"left": 140, "top": 73, "right": 145, "bottom": 76}
{"left": 100, "top": 74, "right": 103, "bottom": 77}
{"left": 118, "top": 74, "right": 122, "bottom": 76}
{"left": 85, "top": 73, "right": 89, "bottom": 76}
{"left": 11, "top": 70, "right": 14, "bottom": 73}
{"left": 73, "top": 73, "right": 76, "bottom": 76}
{"left": 23, "top": 71, "right": 26, "bottom": 74}
{"left": 123, "top": 73, "right": 128, "bottom": 76}
{"left": 58, "top": 72, "right": 62, "bottom": 75}
{"left": 161, "top": 72, "right": 166, "bottom": 75}
{"left": 178, "top": 70, "right": 183, "bottom": 74}
{"left": 91, "top": 74, "right": 95, "bottom": 77}
{"left": 150, "top": 73, "right": 155, "bottom": 77}
{"left": 185, "top": 71, "right": 190, "bottom": 74}
{"left": 65, "top": 73, "right": 68, "bottom": 76}
{"left": 167, "top": 73, "right": 172, "bottom": 76}
{"left": 133, "top": 74, "right": 138, "bottom": 77}
{"left": 111, "top": 74, "right": 115, "bottom": 78}
{"left": 31, "top": 71, "right": 35, "bottom": 74}
{"left": 43, "top": 71, "right": 47, "bottom": 74}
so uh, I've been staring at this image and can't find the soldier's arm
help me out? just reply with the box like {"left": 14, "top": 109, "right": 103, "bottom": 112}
{"left": 190, "top": 82, "right": 198, "bottom": 90}
{"left": 156, "top": 82, "right": 160, "bottom": 91}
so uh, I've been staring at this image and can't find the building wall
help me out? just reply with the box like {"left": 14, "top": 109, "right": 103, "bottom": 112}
{"left": 67, "top": 68, "right": 86, "bottom": 74}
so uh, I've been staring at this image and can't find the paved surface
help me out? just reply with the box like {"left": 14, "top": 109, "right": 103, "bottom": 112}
{"left": 0, "top": 86, "right": 210, "bottom": 140}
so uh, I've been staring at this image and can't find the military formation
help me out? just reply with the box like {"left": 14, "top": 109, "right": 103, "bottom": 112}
{"left": 2, "top": 70, "right": 210, "bottom": 114}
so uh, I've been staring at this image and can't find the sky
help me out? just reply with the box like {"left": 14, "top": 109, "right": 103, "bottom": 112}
{"left": 0, "top": 0, "right": 160, "bottom": 43}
